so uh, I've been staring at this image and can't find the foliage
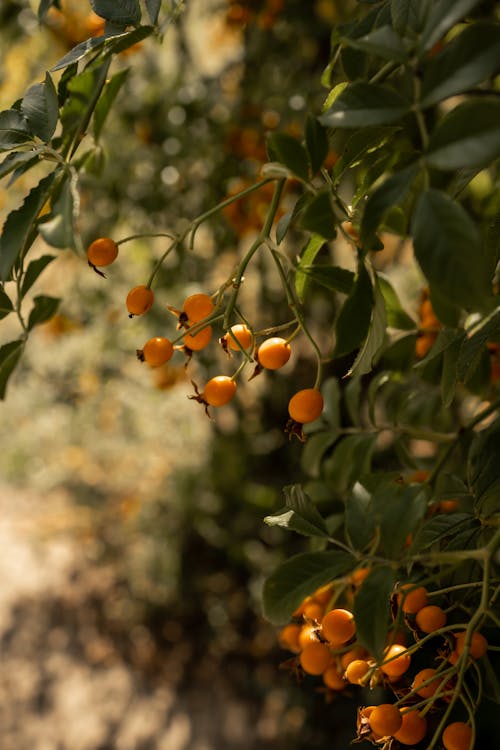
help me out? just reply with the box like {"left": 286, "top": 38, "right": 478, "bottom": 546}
{"left": 1, "top": 0, "right": 500, "bottom": 747}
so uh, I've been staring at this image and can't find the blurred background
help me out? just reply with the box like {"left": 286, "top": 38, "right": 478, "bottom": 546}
{"left": 0, "top": 1, "right": 398, "bottom": 748}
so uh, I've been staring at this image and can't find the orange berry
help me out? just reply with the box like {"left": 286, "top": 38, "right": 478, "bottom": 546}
{"left": 202, "top": 376, "right": 236, "bottom": 407}
{"left": 341, "top": 220, "right": 359, "bottom": 242}
{"left": 415, "top": 334, "right": 434, "bottom": 359}
{"left": 298, "top": 624, "right": 319, "bottom": 650}
{"left": 299, "top": 641, "right": 332, "bottom": 675}
{"left": 87, "top": 237, "right": 118, "bottom": 267}
{"left": 302, "top": 601, "right": 324, "bottom": 622}
{"left": 394, "top": 708, "right": 428, "bottom": 745}
{"left": 257, "top": 337, "right": 291, "bottom": 369}
{"left": 381, "top": 644, "right": 411, "bottom": 678}
{"left": 448, "top": 650, "right": 460, "bottom": 665}
{"left": 368, "top": 704, "right": 402, "bottom": 737}
{"left": 288, "top": 388, "right": 324, "bottom": 424}
{"left": 278, "top": 623, "right": 301, "bottom": 653}
{"left": 454, "top": 630, "right": 488, "bottom": 659}
{"left": 183, "top": 325, "right": 213, "bottom": 351}
{"left": 438, "top": 499, "right": 459, "bottom": 512}
{"left": 222, "top": 324, "right": 253, "bottom": 351}
{"left": 312, "top": 583, "right": 334, "bottom": 605}
{"left": 415, "top": 605, "right": 447, "bottom": 634}
{"left": 412, "top": 668, "right": 442, "bottom": 698}
{"left": 321, "top": 608, "right": 355, "bottom": 646}
{"left": 442, "top": 722, "right": 473, "bottom": 750}
{"left": 126, "top": 285, "right": 154, "bottom": 316}
{"left": 141, "top": 337, "right": 174, "bottom": 367}
{"left": 341, "top": 646, "right": 368, "bottom": 670}
{"left": 344, "top": 659, "right": 370, "bottom": 685}
{"left": 182, "top": 293, "right": 214, "bottom": 322}
{"left": 322, "top": 664, "right": 345, "bottom": 690}
{"left": 398, "top": 584, "right": 429, "bottom": 614}
{"left": 349, "top": 566, "right": 370, "bottom": 587}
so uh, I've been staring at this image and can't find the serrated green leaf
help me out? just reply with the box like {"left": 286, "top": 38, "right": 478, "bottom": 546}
{"left": 90, "top": 0, "right": 141, "bottom": 25}
{"left": 379, "top": 275, "right": 416, "bottom": 330}
{"left": 51, "top": 37, "right": 106, "bottom": 72}
{"left": 348, "top": 274, "right": 387, "bottom": 377}
{"left": 421, "top": 22, "right": 500, "bottom": 107}
{"left": 426, "top": 99, "right": 500, "bottom": 171}
{"left": 39, "top": 173, "right": 78, "bottom": 249}
{"left": 410, "top": 513, "right": 473, "bottom": 552}
{"left": 411, "top": 189, "right": 490, "bottom": 312}
{"left": 264, "top": 484, "right": 330, "bottom": 539}
{"left": 468, "top": 418, "right": 500, "bottom": 518}
{"left": 27, "top": 295, "right": 60, "bottom": 330}
{"left": 0, "top": 340, "right": 24, "bottom": 400}
{"left": 346, "top": 482, "right": 375, "bottom": 551}
{"left": 266, "top": 132, "right": 309, "bottom": 181}
{"left": 0, "top": 172, "right": 56, "bottom": 281}
{"left": 457, "top": 308, "right": 500, "bottom": 383}
{"left": 360, "top": 163, "right": 419, "bottom": 250}
{"left": 0, "top": 287, "right": 13, "bottom": 320}
{"left": 295, "top": 234, "right": 326, "bottom": 302}
{"left": 334, "top": 261, "right": 373, "bottom": 357}
{"left": 93, "top": 69, "right": 129, "bottom": 142}
{"left": 342, "top": 24, "right": 407, "bottom": 62}
{"left": 333, "top": 126, "right": 400, "bottom": 182}
{"left": 305, "top": 114, "right": 329, "bottom": 174}
{"left": 0, "top": 151, "right": 42, "bottom": 181}
{"left": 418, "top": 0, "right": 483, "bottom": 54}
{"left": 298, "top": 191, "right": 337, "bottom": 240}
{"left": 319, "top": 82, "right": 409, "bottom": 129}
{"left": 20, "top": 254, "right": 56, "bottom": 298}
{"left": 21, "top": 73, "right": 59, "bottom": 143}
{"left": 298, "top": 265, "right": 355, "bottom": 298}
{"left": 262, "top": 551, "right": 355, "bottom": 625}
{"left": 441, "top": 335, "right": 463, "bottom": 407}
{"left": 354, "top": 566, "right": 395, "bottom": 660}
{"left": 0, "top": 109, "right": 32, "bottom": 151}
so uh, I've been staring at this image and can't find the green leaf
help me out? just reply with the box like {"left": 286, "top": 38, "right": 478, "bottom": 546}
{"left": 295, "top": 234, "right": 326, "bottom": 302}
{"left": 418, "top": 0, "right": 484, "bottom": 54}
{"left": 414, "top": 327, "right": 462, "bottom": 369}
{"left": 334, "top": 261, "right": 373, "bottom": 356}
{"left": 51, "top": 37, "right": 106, "bottom": 72}
{"left": 52, "top": 26, "right": 153, "bottom": 72}
{"left": 344, "top": 377, "right": 363, "bottom": 426}
{"left": 301, "top": 432, "right": 338, "bottom": 478}
{"left": 39, "top": 174, "right": 78, "bottom": 249}
{"left": 298, "top": 191, "right": 337, "bottom": 240}
{"left": 391, "top": 0, "right": 425, "bottom": 35}
{"left": 90, "top": 0, "right": 141, "bottom": 25}
{"left": 0, "top": 340, "right": 24, "bottom": 400}
{"left": 371, "top": 481, "right": 428, "bottom": 558}
{"left": 145, "top": 0, "right": 161, "bottom": 24}
{"left": 298, "top": 265, "right": 355, "bottom": 298}
{"left": 20, "top": 254, "right": 56, "bottom": 298}
{"left": 441, "top": 335, "right": 464, "bottom": 407}
{"left": 321, "top": 376, "right": 342, "bottom": 429}
{"left": 264, "top": 485, "right": 330, "bottom": 539}
{"left": 0, "top": 172, "right": 55, "bottom": 282}
{"left": 421, "top": 22, "right": 500, "bottom": 108}
{"left": 21, "top": 73, "right": 59, "bottom": 143}
{"left": 410, "top": 513, "right": 473, "bottom": 552}
{"left": 0, "top": 287, "right": 13, "bottom": 320}
{"left": 342, "top": 25, "right": 407, "bottom": 62}
{"left": 27, "top": 295, "right": 60, "bottom": 330}
{"left": 0, "top": 151, "right": 42, "bottom": 181}
{"left": 354, "top": 566, "right": 395, "bottom": 660}
{"left": 367, "top": 371, "right": 391, "bottom": 424}
{"left": 262, "top": 551, "right": 355, "bottom": 625}
{"left": 360, "top": 163, "right": 419, "bottom": 249}
{"left": 323, "top": 434, "right": 378, "bottom": 495}
{"left": 379, "top": 275, "right": 416, "bottom": 330}
{"left": 305, "top": 114, "right": 329, "bottom": 174}
{"left": 345, "top": 482, "right": 375, "bottom": 551}
{"left": 348, "top": 274, "right": 387, "bottom": 377}
{"left": 426, "top": 99, "right": 500, "bottom": 171}
{"left": 457, "top": 308, "right": 500, "bottom": 383}
{"left": 411, "top": 189, "right": 490, "bottom": 312}
{"left": 266, "top": 132, "right": 309, "bottom": 181}
{"left": 93, "top": 69, "right": 129, "bottom": 142}
{"left": 468, "top": 418, "right": 500, "bottom": 518}
{"left": 275, "top": 211, "right": 293, "bottom": 245}
{"left": 319, "top": 82, "right": 409, "bottom": 129}
{"left": 333, "top": 126, "right": 400, "bottom": 181}
{"left": 0, "top": 109, "right": 32, "bottom": 151}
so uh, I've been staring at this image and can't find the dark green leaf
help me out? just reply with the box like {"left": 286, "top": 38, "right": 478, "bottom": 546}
{"left": 457, "top": 308, "right": 500, "bottom": 383}
{"left": 414, "top": 328, "right": 463, "bottom": 369}
{"left": 27, "top": 295, "right": 60, "bottom": 330}
{"left": 340, "top": 45, "right": 369, "bottom": 81}
{"left": 20, "top": 254, "right": 56, "bottom": 298}
{"left": 334, "top": 261, "right": 373, "bottom": 356}
{"left": 298, "top": 191, "right": 337, "bottom": 240}
{"left": 301, "top": 432, "right": 338, "bottom": 479}
{"left": 305, "top": 114, "right": 329, "bottom": 174}
{"left": 441, "top": 335, "right": 463, "bottom": 407}
{"left": 354, "top": 566, "right": 395, "bottom": 660}
{"left": 264, "top": 485, "right": 330, "bottom": 539}
{"left": 426, "top": 99, "right": 500, "bottom": 171}
{"left": 372, "top": 481, "right": 428, "bottom": 558}
{"left": 0, "top": 109, "right": 32, "bottom": 151}
{"left": 266, "top": 132, "right": 309, "bottom": 181}
{"left": 145, "top": 0, "right": 161, "bottom": 24}
{"left": 360, "top": 163, "right": 419, "bottom": 250}
{"left": 319, "top": 82, "right": 409, "bottom": 128}
{"left": 333, "top": 126, "right": 400, "bottom": 181}
{"left": 0, "top": 288, "right": 13, "bottom": 320}
{"left": 21, "top": 73, "right": 59, "bottom": 143}
{"left": 391, "top": 0, "right": 425, "bottom": 35}
{"left": 344, "top": 376, "right": 363, "bottom": 426}
{"left": 345, "top": 482, "right": 375, "bottom": 551}
{"left": 367, "top": 371, "right": 391, "bottom": 424}
{"left": 418, "top": 0, "right": 484, "bottom": 54}
{"left": 421, "top": 23, "right": 500, "bottom": 107}
{"left": 275, "top": 211, "right": 293, "bottom": 245}
{"left": 410, "top": 513, "right": 473, "bottom": 552}
{"left": 342, "top": 25, "right": 407, "bottom": 62}
{"left": 411, "top": 189, "right": 490, "bottom": 312}
{"left": 295, "top": 234, "right": 326, "bottom": 302}
{"left": 0, "top": 340, "right": 24, "bottom": 400}
{"left": 90, "top": 0, "right": 141, "bottom": 25}
{"left": 93, "top": 69, "right": 129, "bottom": 142}
{"left": 0, "top": 173, "right": 56, "bottom": 282}
{"left": 298, "top": 265, "right": 355, "bottom": 297}
{"left": 39, "top": 175, "right": 77, "bottom": 249}
{"left": 348, "top": 274, "right": 387, "bottom": 377}
{"left": 60, "top": 66, "right": 106, "bottom": 143}
{"left": 262, "top": 551, "right": 355, "bottom": 625}
{"left": 0, "top": 151, "right": 42, "bottom": 181}
{"left": 323, "top": 434, "right": 378, "bottom": 495}
{"left": 321, "top": 376, "right": 342, "bottom": 429}
{"left": 468, "top": 418, "right": 500, "bottom": 518}
{"left": 379, "top": 275, "right": 416, "bottom": 330}
{"left": 51, "top": 37, "right": 106, "bottom": 72}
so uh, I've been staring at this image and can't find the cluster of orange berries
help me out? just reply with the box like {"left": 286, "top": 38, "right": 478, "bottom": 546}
{"left": 278, "top": 573, "right": 486, "bottom": 749}
{"left": 225, "top": 0, "right": 284, "bottom": 31}
{"left": 86, "top": 237, "right": 324, "bottom": 429}
{"left": 415, "top": 288, "right": 442, "bottom": 360}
